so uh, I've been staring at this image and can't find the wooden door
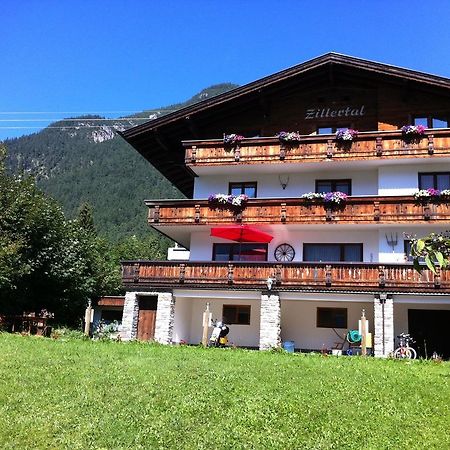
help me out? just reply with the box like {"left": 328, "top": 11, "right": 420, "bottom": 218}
{"left": 137, "top": 296, "right": 158, "bottom": 341}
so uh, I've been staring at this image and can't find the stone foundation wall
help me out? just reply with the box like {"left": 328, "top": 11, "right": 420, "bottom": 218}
{"left": 259, "top": 293, "right": 281, "bottom": 350}
{"left": 120, "top": 291, "right": 139, "bottom": 341}
{"left": 154, "top": 293, "right": 175, "bottom": 344}
{"left": 373, "top": 296, "right": 394, "bottom": 357}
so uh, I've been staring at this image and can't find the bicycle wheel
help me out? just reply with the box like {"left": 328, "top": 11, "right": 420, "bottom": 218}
{"left": 394, "top": 347, "right": 416, "bottom": 359}
{"left": 394, "top": 347, "right": 407, "bottom": 359}
{"left": 406, "top": 347, "right": 417, "bottom": 359}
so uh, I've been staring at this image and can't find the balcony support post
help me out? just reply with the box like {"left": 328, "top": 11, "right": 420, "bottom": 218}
{"left": 427, "top": 134, "right": 434, "bottom": 155}
{"left": 259, "top": 292, "right": 281, "bottom": 350}
{"left": 373, "top": 294, "right": 394, "bottom": 357}
{"left": 154, "top": 292, "right": 175, "bottom": 345}
{"left": 120, "top": 291, "right": 140, "bottom": 341}
{"left": 375, "top": 137, "right": 383, "bottom": 156}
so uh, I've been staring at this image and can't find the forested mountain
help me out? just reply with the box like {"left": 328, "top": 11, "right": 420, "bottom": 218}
{"left": 4, "top": 83, "right": 238, "bottom": 241}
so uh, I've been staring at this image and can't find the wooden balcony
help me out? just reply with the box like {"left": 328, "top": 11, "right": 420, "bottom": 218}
{"left": 184, "top": 129, "right": 450, "bottom": 167}
{"left": 146, "top": 196, "right": 450, "bottom": 226}
{"left": 122, "top": 261, "right": 450, "bottom": 293}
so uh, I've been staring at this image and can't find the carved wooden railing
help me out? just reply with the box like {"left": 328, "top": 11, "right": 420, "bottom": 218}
{"left": 184, "top": 129, "right": 450, "bottom": 166}
{"left": 122, "top": 261, "right": 449, "bottom": 293}
{"left": 146, "top": 196, "right": 450, "bottom": 225}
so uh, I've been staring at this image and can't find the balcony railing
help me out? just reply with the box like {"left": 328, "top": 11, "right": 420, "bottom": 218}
{"left": 184, "top": 129, "right": 450, "bottom": 166}
{"left": 122, "top": 261, "right": 449, "bottom": 293}
{"left": 146, "top": 196, "right": 450, "bottom": 226}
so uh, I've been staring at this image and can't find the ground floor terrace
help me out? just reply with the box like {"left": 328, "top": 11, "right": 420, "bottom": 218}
{"left": 119, "top": 288, "right": 450, "bottom": 359}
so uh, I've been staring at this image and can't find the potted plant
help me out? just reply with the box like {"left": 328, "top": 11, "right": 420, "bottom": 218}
{"left": 335, "top": 128, "right": 358, "bottom": 150}
{"left": 208, "top": 193, "right": 249, "bottom": 213}
{"left": 277, "top": 131, "right": 301, "bottom": 145}
{"left": 223, "top": 133, "right": 244, "bottom": 150}
{"left": 401, "top": 125, "right": 426, "bottom": 144}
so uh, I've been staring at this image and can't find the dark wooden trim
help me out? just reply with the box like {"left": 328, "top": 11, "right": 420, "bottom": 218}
{"left": 121, "top": 260, "right": 450, "bottom": 293}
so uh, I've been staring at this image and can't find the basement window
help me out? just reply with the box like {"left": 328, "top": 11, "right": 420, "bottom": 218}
{"left": 317, "top": 307, "right": 347, "bottom": 329}
{"left": 223, "top": 305, "right": 251, "bottom": 325}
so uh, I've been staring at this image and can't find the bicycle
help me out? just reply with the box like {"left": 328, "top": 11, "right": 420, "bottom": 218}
{"left": 393, "top": 333, "right": 417, "bottom": 359}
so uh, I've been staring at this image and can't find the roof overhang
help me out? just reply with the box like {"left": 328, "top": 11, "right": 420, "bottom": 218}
{"left": 119, "top": 53, "right": 450, "bottom": 197}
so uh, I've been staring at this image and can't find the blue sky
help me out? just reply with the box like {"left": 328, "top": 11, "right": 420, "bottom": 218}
{"left": 2, "top": 0, "right": 450, "bottom": 140}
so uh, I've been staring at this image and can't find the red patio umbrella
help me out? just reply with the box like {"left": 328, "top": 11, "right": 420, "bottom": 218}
{"left": 210, "top": 225, "right": 273, "bottom": 243}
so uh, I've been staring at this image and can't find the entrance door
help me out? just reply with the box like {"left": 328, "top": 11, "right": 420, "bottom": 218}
{"left": 408, "top": 309, "right": 450, "bottom": 359}
{"left": 137, "top": 296, "right": 158, "bottom": 341}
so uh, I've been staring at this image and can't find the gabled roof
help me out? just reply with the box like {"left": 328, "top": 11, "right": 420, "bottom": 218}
{"left": 119, "top": 52, "right": 450, "bottom": 196}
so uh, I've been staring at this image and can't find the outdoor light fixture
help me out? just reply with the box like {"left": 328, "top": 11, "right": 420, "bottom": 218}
{"left": 266, "top": 277, "right": 276, "bottom": 290}
{"left": 278, "top": 174, "right": 290, "bottom": 190}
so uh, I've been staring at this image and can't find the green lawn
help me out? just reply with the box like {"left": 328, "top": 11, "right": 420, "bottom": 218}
{"left": 0, "top": 334, "right": 449, "bottom": 450}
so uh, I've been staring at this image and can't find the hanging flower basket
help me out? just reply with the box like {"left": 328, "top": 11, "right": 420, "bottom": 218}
{"left": 277, "top": 131, "right": 301, "bottom": 145}
{"left": 335, "top": 129, "right": 358, "bottom": 150}
{"left": 208, "top": 193, "right": 249, "bottom": 213}
{"left": 401, "top": 125, "right": 426, "bottom": 144}
{"left": 223, "top": 134, "right": 244, "bottom": 151}
{"left": 414, "top": 188, "right": 450, "bottom": 204}
{"left": 300, "top": 191, "right": 348, "bottom": 209}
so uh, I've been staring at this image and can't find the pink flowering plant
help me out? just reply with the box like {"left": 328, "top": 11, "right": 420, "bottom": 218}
{"left": 335, "top": 128, "right": 358, "bottom": 142}
{"left": 401, "top": 124, "right": 426, "bottom": 137}
{"left": 323, "top": 191, "right": 348, "bottom": 206}
{"left": 208, "top": 193, "right": 249, "bottom": 212}
{"left": 300, "top": 191, "right": 348, "bottom": 208}
{"left": 277, "top": 131, "right": 301, "bottom": 144}
{"left": 223, "top": 133, "right": 244, "bottom": 148}
{"left": 414, "top": 188, "right": 450, "bottom": 204}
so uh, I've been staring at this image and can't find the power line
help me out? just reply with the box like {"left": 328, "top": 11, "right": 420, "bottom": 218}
{"left": 0, "top": 109, "right": 179, "bottom": 114}
{"left": 0, "top": 118, "right": 152, "bottom": 122}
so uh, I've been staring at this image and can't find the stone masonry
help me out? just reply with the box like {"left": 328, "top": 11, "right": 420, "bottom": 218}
{"left": 373, "top": 295, "right": 394, "bottom": 357}
{"left": 154, "top": 292, "right": 175, "bottom": 344}
{"left": 120, "top": 291, "right": 139, "bottom": 340}
{"left": 259, "top": 293, "right": 281, "bottom": 350}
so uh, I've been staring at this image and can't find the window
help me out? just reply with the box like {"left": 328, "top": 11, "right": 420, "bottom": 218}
{"left": 303, "top": 243, "right": 363, "bottom": 262}
{"left": 213, "top": 243, "right": 268, "bottom": 262}
{"left": 419, "top": 172, "right": 450, "bottom": 190}
{"left": 317, "top": 307, "right": 347, "bottom": 328}
{"left": 317, "top": 125, "right": 351, "bottom": 135}
{"left": 100, "top": 309, "right": 123, "bottom": 323}
{"left": 229, "top": 182, "right": 257, "bottom": 198}
{"left": 404, "top": 239, "right": 413, "bottom": 262}
{"left": 316, "top": 179, "right": 352, "bottom": 195}
{"left": 404, "top": 239, "right": 425, "bottom": 263}
{"left": 413, "top": 116, "right": 449, "bottom": 129}
{"left": 223, "top": 305, "right": 251, "bottom": 325}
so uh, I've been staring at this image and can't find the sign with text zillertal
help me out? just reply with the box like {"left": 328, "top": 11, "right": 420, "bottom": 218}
{"left": 305, "top": 105, "right": 366, "bottom": 120}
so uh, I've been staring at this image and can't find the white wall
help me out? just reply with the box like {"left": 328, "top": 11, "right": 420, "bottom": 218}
{"left": 378, "top": 163, "right": 447, "bottom": 196}
{"left": 281, "top": 299, "right": 373, "bottom": 351}
{"left": 194, "top": 169, "right": 378, "bottom": 199}
{"left": 173, "top": 297, "right": 193, "bottom": 343}
{"left": 190, "top": 229, "right": 379, "bottom": 262}
{"left": 179, "top": 297, "right": 261, "bottom": 347}
{"left": 378, "top": 226, "right": 449, "bottom": 263}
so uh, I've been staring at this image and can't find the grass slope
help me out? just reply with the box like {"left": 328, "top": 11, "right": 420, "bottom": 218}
{"left": 0, "top": 334, "right": 449, "bottom": 449}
